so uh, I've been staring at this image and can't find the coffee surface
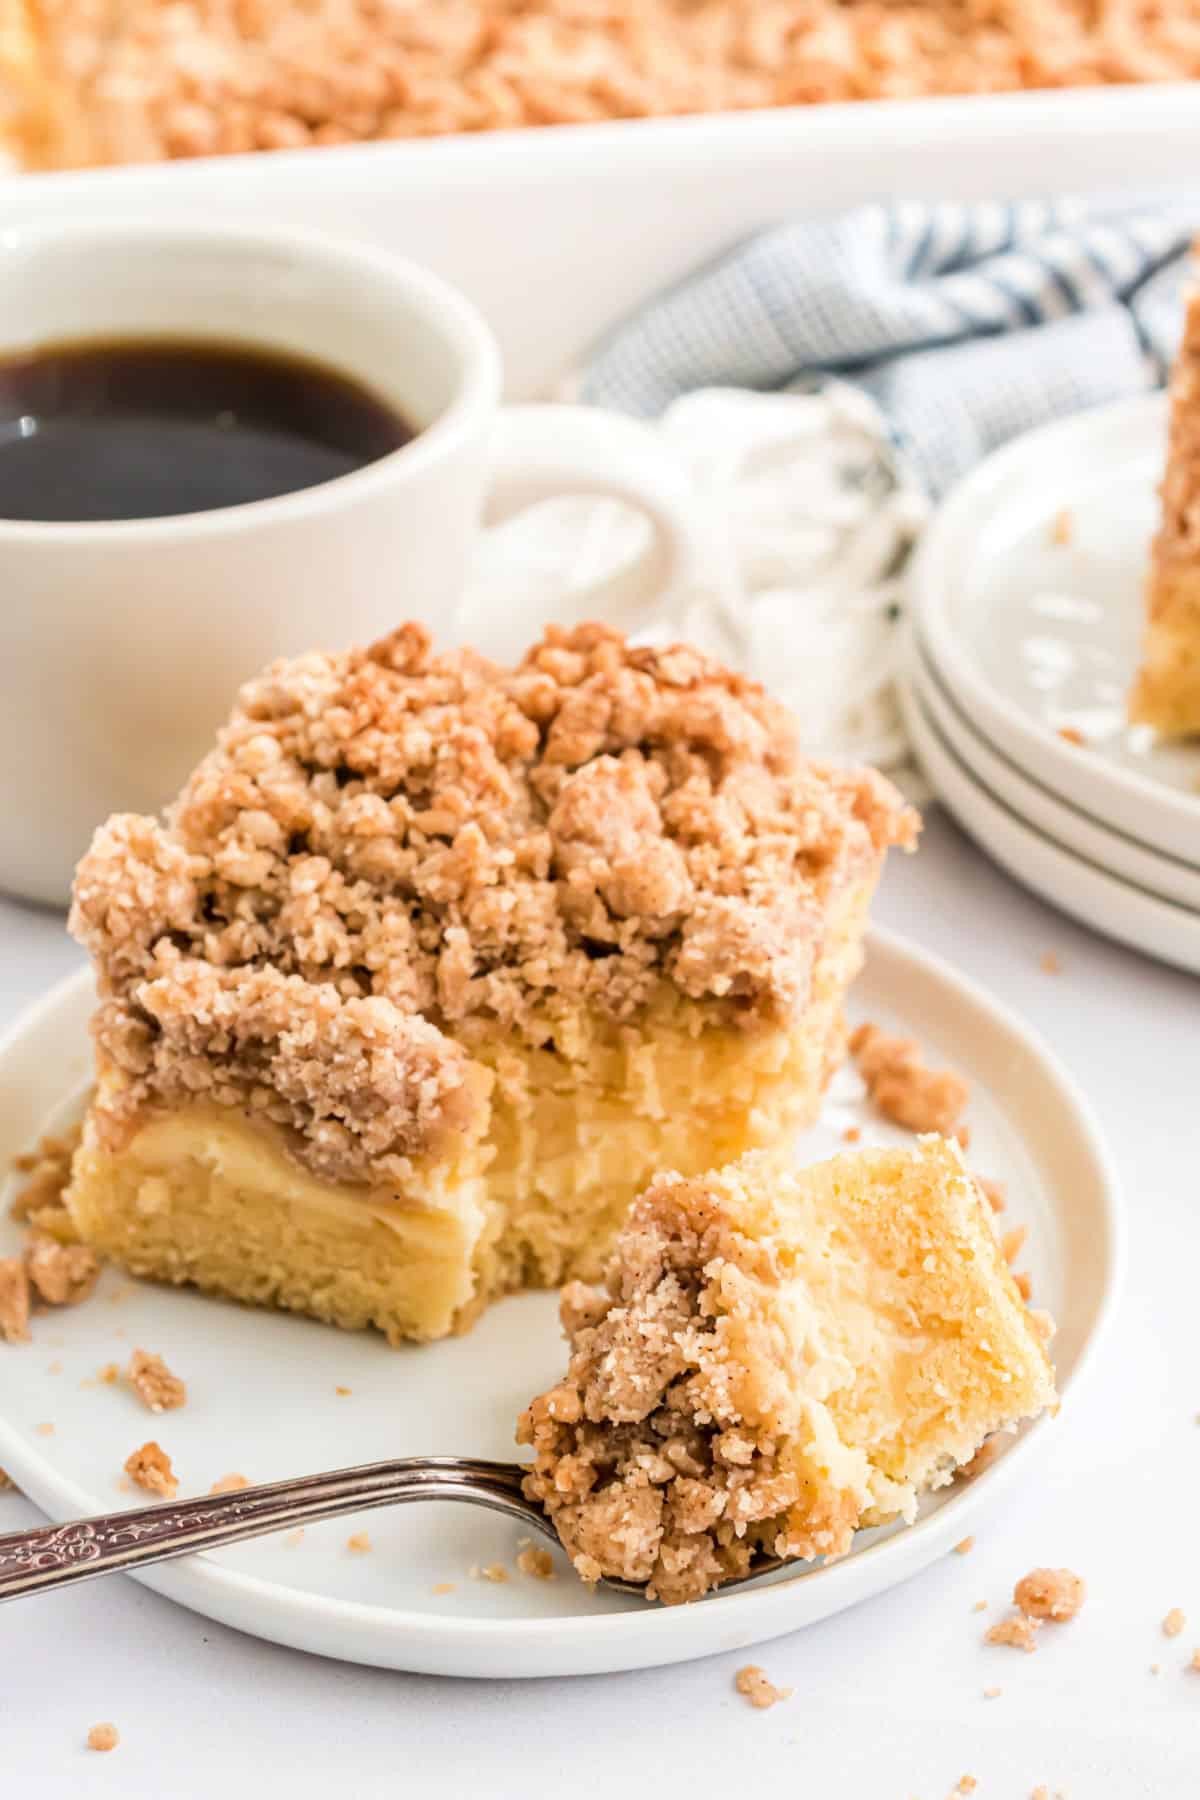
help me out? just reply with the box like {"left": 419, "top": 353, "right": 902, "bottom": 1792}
{"left": 0, "top": 337, "right": 413, "bottom": 522}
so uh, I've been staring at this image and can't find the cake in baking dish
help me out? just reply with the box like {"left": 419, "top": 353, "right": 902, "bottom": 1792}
{"left": 1130, "top": 287, "right": 1200, "bottom": 739}
{"left": 65, "top": 621, "right": 916, "bottom": 1343}
{"left": 518, "top": 1136, "right": 1056, "bottom": 1603}
{"left": 7, "top": 0, "right": 1200, "bottom": 173}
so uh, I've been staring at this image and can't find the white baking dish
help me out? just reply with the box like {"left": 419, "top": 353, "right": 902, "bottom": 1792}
{"left": 2, "top": 83, "right": 1198, "bottom": 396}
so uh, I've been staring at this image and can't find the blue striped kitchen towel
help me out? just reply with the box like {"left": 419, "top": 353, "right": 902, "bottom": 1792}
{"left": 581, "top": 198, "right": 1196, "bottom": 496}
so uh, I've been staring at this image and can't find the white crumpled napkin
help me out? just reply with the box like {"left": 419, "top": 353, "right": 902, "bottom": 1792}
{"left": 458, "top": 383, "right": 925, "bottom": 771}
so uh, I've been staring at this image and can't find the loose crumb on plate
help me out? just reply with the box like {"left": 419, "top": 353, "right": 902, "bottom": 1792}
{"left": 985, "top": 1613, "right": 1040, "bottom": 1652}
{"left": 973, "top": 1600, "right": 988, "bottom": 1612}
{"left": 954, "top": 1536, "right": 976, "bottom": 1555}
{"left": 334, "top": 1385, "right": 352, "bottom": 1396}
{"left": 849, "top": 1022, "right": 970, "bottom": 1135}
{"left": 431, "top": 1582, "right": 456, "bottom": 1596}
{"left": 1015, "top": 1568, "right": 1086, "bottom": 1622}
{"left": 47, "top": 1359, "right": 63, "bottom": 1374}
{"left": 26, "top": 1236, "right": 101, "bottom": 1308}
{"left": 35, "top": 1421, "right": 55, "bottom": 1437}
{"left": 475, "top": 1562, "right": 509, "bottom": 1584}
{"left": 1001, "top": 1226, "right": 1028, "bottom": 1265}
{"left": 979, "top": 1177, "right": 1006, "bottom": 1214}
{"left": 1032, "top": 1788, "right": 1050, "bottom": 1800}
{"left": 516, "top": 1545, "right": 556, "bottom": 1581}
{"left": 735, "top": 1664, "right": 793, "bottom": 1710}
{"left": 87, "top": 1723, "right": 120, "bottom": 1753}
{"left": 1039, "top": 951, "right": 1062, "bottom": 974}
{"left": 982, "top": 1685, "right": 1003, "bottom": 1700}
{"left": 842, "top": 1125, "right": 861, "bottom": 1144}
{"left": 282, "top": 1529, "right": 305, "bottom": 1548}
{"left": 1163, "top": 1607, "right": 1187, "bottom": 1638}
{"left": 0, "top": 1258, "right": 31, "bottom": 1344}
{"left": 956, "top": 1780, "right": 978, "bottom": 1796}
{"left": 97, "top": 1362, "right": 119, "bottom": 1384}
{"left": 1057, "top": 726, "right": 1086, "bottom": 746}
{"left": 1151, "top": 1661, "right": 1162, "bottom": 1674}
{"left": 209, "top": 1473, "right": 249, "bottom": 1494}
{"left": 347, "top": 1532, "right": 371, "bottom": 1553}
{"left": 1050, "top": 507, "right": 1074, "bottom": 547}
{"left": 1189, "top": 1649, "right": 1200, "bottom": 1671}
{"left": 124, "top": 1440, "right": 177, "bottom": 1499}
{"left": 125, "top": 1348, "right": 186, "bottom": 1413}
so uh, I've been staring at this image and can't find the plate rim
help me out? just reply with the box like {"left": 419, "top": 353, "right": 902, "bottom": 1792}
{"left": 899, "top": 670, "right": 1200, "bottom": 975}
{"left": 910, "top": 389, "right": 1200, "bottom": 849}
{"left": 907, "top": 632, "right": 1200, "bottom": 908}
{"left": 0, "top": 936, "right": 1125, "bottom": 1676}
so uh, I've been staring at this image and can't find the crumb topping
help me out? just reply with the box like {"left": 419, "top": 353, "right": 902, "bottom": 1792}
{"left": 1015, "top": 1567, "right": 1086, "bottom": 1622}
{"left": 850, "top": 1022, "right": 969, "bottom": 1135}
{"left": 125, "top": 1349, "right": 186, "bottom": 1412}
{"left": 1163, "top": 1606, "right": 1187, "bottom": 1638}
{"left": 87, "top": 1723, "right": 120, "bottom": 1753}
{"left": 985, "top": 1612, "right": 1040, "bottom": 1652}
{"left": 10, "top": 1127, "right": 81, "bottom": 1229}
{"left": 124, "top": 1440, "right": 177, "bottom": 1498}
{"left": 71, "top": 623, "right": 914, "bottom": 1182}
{"left": 20, "top": 1, "right": 1200, "bottom": 172}
{"left": 734, "top": 1664, "right": 792, "bottom": 1710}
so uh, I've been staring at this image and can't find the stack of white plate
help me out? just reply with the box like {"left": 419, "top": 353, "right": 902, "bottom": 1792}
{"left": 904, "top": 392, "right": 1200, "bottom": 975}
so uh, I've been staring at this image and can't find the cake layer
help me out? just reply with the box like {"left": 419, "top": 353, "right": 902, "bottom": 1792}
{"left": 519, "top": 1137, "right": 1055, "bottom": 1602}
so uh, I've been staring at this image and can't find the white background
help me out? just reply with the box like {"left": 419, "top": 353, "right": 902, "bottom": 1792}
{"left": 1, "top": 809, "right": 1196, "bottom": 1797}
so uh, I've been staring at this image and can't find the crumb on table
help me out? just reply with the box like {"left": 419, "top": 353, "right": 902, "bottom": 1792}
{"left": 516, "top": 1545, "right": 556, "bottom": 1581}
{"left": 209, "top": 1473, "right": 249, "bottom": 1494}
{"left": 1163, "top": 1607, "right": 1187, "bottom": 1638}
{"left": 849, "top": 1022, "right": 970, "bottom": 1135}
{"left": 125, "top": 1348, "right": 186, "bottom": 1413}
{"left": 87, "top": 1723, "right": 120, "bottom": 1753}
{"left": 985, "top": 1612, "right": 1040, "bottom": 1652}
{"left": 1015, "top": 1568, "right": 1086, "bottom": 1622}
{"left": 0, "top": 1257, "right": 31, "bottom": 1344}
{"left": 734, "top": 1664, "right": 793, "bottom": 1710}
{"left": 124, "top": 1440, "right": 177, "bottom": 1499}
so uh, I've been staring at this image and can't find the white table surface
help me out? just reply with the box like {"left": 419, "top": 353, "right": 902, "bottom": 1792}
{"left": 2, "top": 807, "right": 1195, "bottom": 1798}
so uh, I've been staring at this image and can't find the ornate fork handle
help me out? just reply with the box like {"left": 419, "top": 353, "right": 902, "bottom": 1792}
{"left": 0, "top": 1457, "right": 537, "bottom": 1602}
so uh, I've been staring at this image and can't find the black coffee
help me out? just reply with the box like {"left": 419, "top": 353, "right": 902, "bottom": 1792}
{"left": 0, "top": 336, "right": 414, "bottom": 522}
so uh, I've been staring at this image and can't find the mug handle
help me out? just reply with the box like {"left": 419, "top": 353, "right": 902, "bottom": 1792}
{"left": 476, "top": 403, "right": 709, "bottom": 641}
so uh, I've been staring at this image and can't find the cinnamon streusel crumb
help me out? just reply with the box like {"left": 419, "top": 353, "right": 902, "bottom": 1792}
{"left": 10, "top": 1126, "right": 82, "bottom": 1226}
{"left": 87, "top": 1723, "right": 119, "bottom": 1753}
{"left": 985, "top": 1612, "right": 1040, "bottom": 1652}
{"left": 1163, "top": 1606, "right": 1186, "bottom": 1637}
{"left": 124, "top": 1440, "right": 177, "bottom": 1498}
{"left": 516, "top": 1545, "right": 556, "bottom": 1581}
{"left": 1014, "top": 1568, "right": 1086, "bottom": 1622}
{"left": 735, "top": 1664, "right": 792, "bottom": 1710}
{"left": 346, "top": 1531, "right": 371, "bottom": 1553}
{"left": 70, "top": 622, "right": 915, "bottom": 1190}
{"left": 849, "top": 1023, "right": 969, "bottom": 1135}
{"left": 956, "top": 1780, "right": 977, "bottom": 1796}
{"left": 25, "top": 1236, "right": 100, "bottom": 1308}
{"left": 209, "top": 1473, "right": 249, "bottom": 1494}
{"left": 125, "top": 1348, "right": 186, "bottom": 1413}
{"left": 954, "top": 1536, "right": 975, "bottom": 1555}
{"left": 0, "top": 1257, "right": 31, "bottom": 1344}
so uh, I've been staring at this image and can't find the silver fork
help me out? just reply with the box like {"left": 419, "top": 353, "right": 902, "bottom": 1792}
{"left": 0, "top": 1456, "right": 787, "bottom": 1603}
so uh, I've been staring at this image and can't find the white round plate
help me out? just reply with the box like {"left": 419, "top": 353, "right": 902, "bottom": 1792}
{"left": 907, "top": 632, "right": 1200, "bottom": 913}
{"left": 900, "top": 671, "right": 1200, "bottom": 977}
{"left": 910, "top": 392, "right": 1200, "bottom": 862}
{"left": 0, "top": 941, "right": 1121, "bottom": 1679}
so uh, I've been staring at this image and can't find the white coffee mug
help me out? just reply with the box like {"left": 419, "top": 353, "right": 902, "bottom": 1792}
{"left": 0, "top": 219, "right": 708, "bottom": 907}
